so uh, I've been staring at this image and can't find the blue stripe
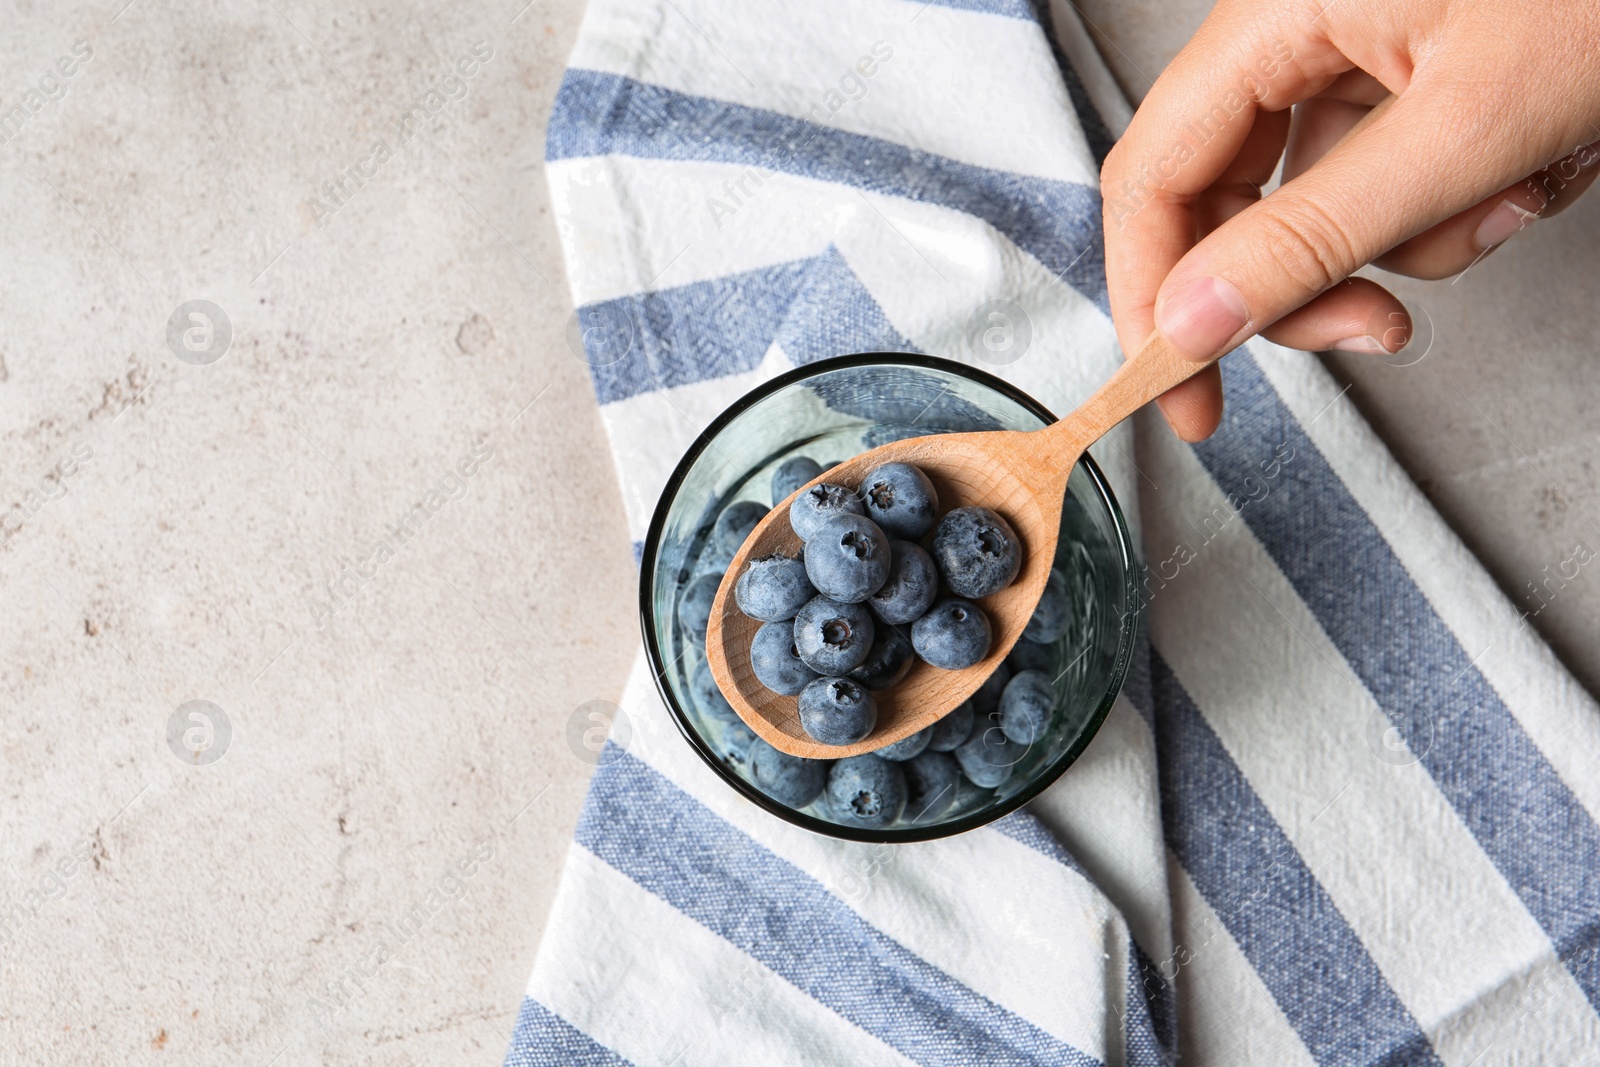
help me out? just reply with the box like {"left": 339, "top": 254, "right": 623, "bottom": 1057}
{"left": 503, "top": 998, "right": 635, "bottom": 1067}
{"left": 578, "top": 246, "right": 917, "bottom": 406}
{"left": 772, "top": 245, "right": 919, "bottom": 366}
{"left": 1120, "top": 627, "right": 1155, "bottom": 732}
{"left": 1194, "top": 352, "right": 1600, "bottom": 1015}
{"left": 547, "top": 70, "right": 1107, "bottom": 310}
{"left": 1151, "top": 652, "right": 1442, "bottom": 1067}
{"left": 919, "top": 0, "right": 1037, "bottom": 19}
{"left": 579, "top": 256, "right": 812, "bottom": 406}
{"left": 580, "top": 748, "right": 1102, "bottom": 1067}
{"left": 1128, "top": 940, "right": 1177, "bottom": 1064}
{"left": 1124, "top": 941, "right": 1176, "bottom": 1067}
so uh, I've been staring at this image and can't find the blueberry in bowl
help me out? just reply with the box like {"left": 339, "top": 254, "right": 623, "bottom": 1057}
{"left": 793, "top": 596, "right": 876, "bottom": 675}
{"left": 641, "top": 354, "right": 1140, "bottom": 842}
{"left": 771, "top": 456, "right": 825, "bottom": 504}
{"left": 797, "top": 676, "right": 878, "bottom": 746}
{"left": 749, "top": 621, "right": 819, "bottom": 696}
{"left": 861, "top": 461, "right": 939, "bottom": 539}
{"left": 933, "top": 506, "right": 1023, "bottom": 599}
{"left": 735, "top": 553, "right": 815, "bottom": 622}
{"left": 870, "top": 724, "right": 931, "bottom": 762}
{"left": 926, "top": 699, "right": 975, "bottom": 752}
{"left": 825, "top": 755, "right": 907, "bottom": 830}
{"left": 714, "top": 500, "right": 769, "bottom": 555}
{"left": 867, "top": 541, "right": 939, "bottom": 626}
{"left": 911, "top": 598, "right": 993, "bottom": 670}
{"left": 789, "top": 483, "right": 864, "bottom": 542}
{"left": 847, "top": 623, "right": 915, "bottom": 691}
{"left": 803, "top": 514, "right": 892, "bottom": 604}
{"left": 747, "top": 737, "right": 829, "bottom": 807}
{"left": 902, "top": 750, "right": 960, "bottom": 822}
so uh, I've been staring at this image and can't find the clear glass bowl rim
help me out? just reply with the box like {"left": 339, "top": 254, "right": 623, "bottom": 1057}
{"left": 637, "top": 352, "right": 1144, "bottom": 843}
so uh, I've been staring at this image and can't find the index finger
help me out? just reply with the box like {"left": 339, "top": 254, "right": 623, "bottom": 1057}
{"left": 1100, "top": 4, "right": 1350, "bottom": 360}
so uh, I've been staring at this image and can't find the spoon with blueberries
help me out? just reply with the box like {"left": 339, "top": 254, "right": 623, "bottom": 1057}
{"left": 705, "top": 333, "right": 1204, "bottom": 758}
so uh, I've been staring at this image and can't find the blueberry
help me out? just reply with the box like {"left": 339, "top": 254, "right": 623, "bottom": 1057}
{"left": 848, "top": 623, "right": 915, "bottom": 690}
{"left": 999, "top": 669, "right": 1054, "bottom": 744}
{"left": 714, "top": 717, "right": 758, "bottom": 771}
{"left": 677, "top": 573, "right": 721, "bottom": 644}
{"left": 798, "top": 676, "right": 877, "bottom": 745}
{"left": 954, "top": 719, "right": 1021, "bottom": 789}
{"left": 903, "top": 751, "right": 960, "bottom": 821}
{"left": 1022, "top": 567, "right": 1070, "bottom": 644}
{"left": 867, "top": 540, "right": 938, "bottom": 625}
{"left": 911, "top": 598, "right": 992, "bottom": 670}
{"left": 1007, "top": 637, "right": 1054, "bottom": 674}
{"left": 970, "top": 662, "right": 1012, "bottom": 717}
{"left": 793, "top": 595, "right": 875, "bottom": 675}
{"left": 693, "top": 536, "right": 737, "bottom": 578}
{"left": 747, "top": 737, "right": 829, "bottom": 807}
{"left": 825, "top": 755, "right": 907, "bottom": 828}
{"left": 805, "top": 514, "right": 891, "bottom": 603}
{"left": 872, "top": 725, "right": 931, "bottom": 762}
{"left": 861, "top": 462, "right": 938, "bottom": 540}
{"left": 690, "top": 657, "right": 740, "bottom": 725}
{"left": 927, "top": 699, "right": 975, "bottom": 752}
{"left": 932, "top": 506, "right": 1023, "bottom": 599}
{"left": 735, "top": 553, "right": 815, "bottom": 622}
{"left": 771, "top": 456, "right": 825, "bottom": 504}
{"left": 789, "top": 482, "right": 864, "bottom": 542}
{"left": 715, "top": 500, "right": 769, "bottom": 554}
{"left": 750, "top": 620, "right": 819, "bottom": 695}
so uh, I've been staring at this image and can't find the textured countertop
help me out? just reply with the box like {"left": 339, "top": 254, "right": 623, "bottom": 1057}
{"left": 2, "top": 1, "right": 1593, "bottom": 1063}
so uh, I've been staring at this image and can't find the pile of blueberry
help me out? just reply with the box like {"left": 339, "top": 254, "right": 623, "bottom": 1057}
{"left": 677, "top": 454, "right": 1072, "bottom": 831}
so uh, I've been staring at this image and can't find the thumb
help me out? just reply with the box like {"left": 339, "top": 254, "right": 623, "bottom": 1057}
{"left": 1153, "top": 86, "right": 1536, "bottom": 360}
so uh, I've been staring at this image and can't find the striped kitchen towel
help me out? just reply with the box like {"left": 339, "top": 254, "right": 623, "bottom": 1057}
{"left": 508, "top": 1, "right": 1600, "bottom": 1064}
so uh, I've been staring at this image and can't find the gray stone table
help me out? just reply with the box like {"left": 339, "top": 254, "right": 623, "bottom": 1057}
{"left": 1, "top": 1, "right": 1591, "bottom": 1063}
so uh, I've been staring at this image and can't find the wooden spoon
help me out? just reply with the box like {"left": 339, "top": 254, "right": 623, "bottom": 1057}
{"left": 705, "top": 332, "right": 1206, "bottom": 758}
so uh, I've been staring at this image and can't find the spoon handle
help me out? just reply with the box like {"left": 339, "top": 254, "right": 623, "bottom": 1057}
{"left": 1045, "top": 332, "right": 1212, "bottom": 452}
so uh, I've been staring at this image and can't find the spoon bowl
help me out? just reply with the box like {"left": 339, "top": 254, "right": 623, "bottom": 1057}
{"left": 707, "top": 333, "right": 1202, "bottom": 757}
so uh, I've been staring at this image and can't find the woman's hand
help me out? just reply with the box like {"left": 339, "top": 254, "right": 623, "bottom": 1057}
{"left": 1101, "top": 0, "right": 1600, "bottom": 440}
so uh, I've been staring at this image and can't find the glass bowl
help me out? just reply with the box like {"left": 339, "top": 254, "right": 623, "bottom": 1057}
{"left": 639, "top": 354, "right": 1141, "bottom": 842}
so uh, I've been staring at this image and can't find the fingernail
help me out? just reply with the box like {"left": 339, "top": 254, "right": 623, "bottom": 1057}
{"left": 1330, "top": 335, "right": 1387, "bottom": 354}
{"left": 1157, "top": 275, "right": 1251, "bottom": 359}
{"left": 1474, "top": 200, "right": 1539, "bottom": 251}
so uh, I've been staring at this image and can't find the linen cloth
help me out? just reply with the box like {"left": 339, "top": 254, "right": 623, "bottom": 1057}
{"left": 507, "top": 1, "right": 1600, "bottom": 1063}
